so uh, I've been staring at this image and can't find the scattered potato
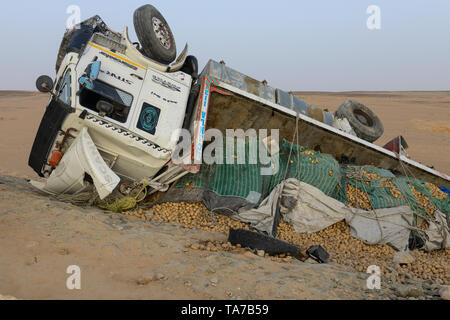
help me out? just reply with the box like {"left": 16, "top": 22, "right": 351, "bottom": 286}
{"left": 278, "top": 220, "right": 449, "bottom": 285}
{"left": 345, "top": 183, "right": 372, "bottom": 211}
{"left": 123, "top": 202, "right": 449, "bottom": 285}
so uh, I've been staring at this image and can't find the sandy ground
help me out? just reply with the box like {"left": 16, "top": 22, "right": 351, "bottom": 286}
{"left": 0, "top": 91, "right": 448, "bottom": 300}
{"left": 0, "top": 91, "right": 49, "bottom": 179}
{"left": 0, "top": 175, "right": 439, "bottom": 300}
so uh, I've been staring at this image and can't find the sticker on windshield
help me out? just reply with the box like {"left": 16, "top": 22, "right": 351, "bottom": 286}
{"left": 137, "top": 103, "right": 160, "bottom": 135}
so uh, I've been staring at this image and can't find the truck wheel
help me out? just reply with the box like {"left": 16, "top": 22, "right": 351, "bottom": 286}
{"left": 133, "top": 5, "right": 177, "bottom": 64}
{"left": 335, "top": 100, "right": 384, "bottom": 143}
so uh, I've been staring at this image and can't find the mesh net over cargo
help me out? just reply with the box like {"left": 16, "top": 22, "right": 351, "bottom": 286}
{"left": 174, "top": 139, "right": 342, "bottom": 210}
{"left": 337, "top": 166, "right": 404, "bottom": 211}
{"left": 173, "top": 139, "right": 448, "bottom": 223}
{"left": 337, "top": 166, "right": 449, "bottom": 216}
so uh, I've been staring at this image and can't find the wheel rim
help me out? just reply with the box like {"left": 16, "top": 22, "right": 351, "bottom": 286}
{"left": 152, "top": 17, "right": 172, "bottom": 50}
{"left": 353, "top": 109, "right": 373, "bottom": 127}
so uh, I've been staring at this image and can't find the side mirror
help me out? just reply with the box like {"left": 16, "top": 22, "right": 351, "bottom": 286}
{"left": 36, "top": 75, "right": 54, "bottom": 93}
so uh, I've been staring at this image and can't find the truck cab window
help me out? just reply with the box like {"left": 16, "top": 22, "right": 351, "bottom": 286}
{"left": 79, "top": 79, "right": 133, "bottom": 123}
{"left": 57, "top": 70, "right": 72, "bottom": 105}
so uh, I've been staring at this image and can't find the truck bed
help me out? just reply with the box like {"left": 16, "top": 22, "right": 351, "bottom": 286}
{"left": 191, "top": 60, "right": 450, "bottom": 188}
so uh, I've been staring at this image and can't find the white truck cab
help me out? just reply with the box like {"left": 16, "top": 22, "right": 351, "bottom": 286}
{"left": 30, "top": 10, "right": 198, "bottom": 199}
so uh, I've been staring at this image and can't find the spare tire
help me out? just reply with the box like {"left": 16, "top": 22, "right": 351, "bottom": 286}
{"left": 335, "top": 100, "right": 384, "bottom": 143}
{"left": 133, "top": 5, "right": 177, "bottom": 64}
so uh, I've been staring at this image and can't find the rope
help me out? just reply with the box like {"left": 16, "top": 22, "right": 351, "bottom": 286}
{"left": 276, "top": 112, "right": 301, "bottom": 235}
{"left": 357, "top": 167, "right": 385, "bottom": 242}
{"left": 393, "top": 177, "right": 443, "bottom": 248}
{"left": 283, "top": 112, "right": 300, "bottom": 181}
{"left": 99, "top": 182, "right": 148, "bottom": 213}
{"left": 340, "top": 166, "right": 436, "bottom": 244}
{"left": 396, "top": 131, "right": 441, "bottom": 248}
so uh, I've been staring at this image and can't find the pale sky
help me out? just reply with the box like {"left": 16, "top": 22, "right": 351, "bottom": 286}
{"left": 1, "top": 0, "right": 449, "bottom": 91}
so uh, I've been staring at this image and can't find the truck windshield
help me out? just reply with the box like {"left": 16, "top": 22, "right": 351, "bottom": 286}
{"left": 79, "top": 80, "right": 133, "bottom": 123}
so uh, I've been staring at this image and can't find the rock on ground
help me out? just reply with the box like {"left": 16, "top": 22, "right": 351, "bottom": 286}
{"left": 440, "top": 286, "right": 450, "bottom": 300}
{"left": 393, "top": 251, "right": 415, "bottom": 265}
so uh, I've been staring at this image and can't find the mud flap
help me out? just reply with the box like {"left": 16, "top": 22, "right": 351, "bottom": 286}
{"left": 28, "top": 97, "right": 74, "bottom": 177}
{"left": 30, "top": 127, "right": 120, "bottom": 200}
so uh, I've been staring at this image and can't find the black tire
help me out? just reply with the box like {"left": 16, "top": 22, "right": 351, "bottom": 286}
{"left": 133, "top": 5, "right": 177, "bottom": 64}
{"left": 335, "top": 100, "right": 384, "bottom": 143}
{"left": 228, "top": 229, "right": 302, "bottom": 257}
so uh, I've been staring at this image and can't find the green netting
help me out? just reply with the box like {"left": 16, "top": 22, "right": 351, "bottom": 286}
{"left": 174, "top": 139, "right": 448, "bottom": 216}
{"left": 393, "top": 177, "right": 449, "bottom": 216}
{"left": 175, "top": 139, "right": 341, "bottom": 204}
{"left": 337, "top": 166, "right": 406, "bottom": 209}
{"left": 335, "top": 171, "right": 448, "bottom": 248}
{"left": 208, "top": 162, "right": 263, "bottom": 200}
{"left": 175, "top": 139, "right": 266, "bottom": 204}
{"left": 337, "top": 166, "right": 449, "bottom": 216}
{"left": 176, "top": 163, "right": 209, "bottom": 190}
{"left": 265, "top": 140, "right": 341, "bottom": 198}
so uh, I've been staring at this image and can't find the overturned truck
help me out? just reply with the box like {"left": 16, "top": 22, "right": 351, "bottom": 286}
{"left": 29, "top": 4, "right": 449, "bottom": 239}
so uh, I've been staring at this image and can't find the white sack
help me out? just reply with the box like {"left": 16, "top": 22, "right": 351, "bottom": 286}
{"left": 235, "top": 178, "right": 449, "bottom": 251}
{"left": 235, "top": 182, "right": 284, "bottom": 234}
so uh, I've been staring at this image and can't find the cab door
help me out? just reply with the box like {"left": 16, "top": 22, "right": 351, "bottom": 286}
{"left": 74, "top": 43, "right": 146, "bottom": 130}
{"left": 29, "top": 67, "right": 74, "bottom": 176}
{"left": 129, "top": 69, "right": 191, "bottom": 151}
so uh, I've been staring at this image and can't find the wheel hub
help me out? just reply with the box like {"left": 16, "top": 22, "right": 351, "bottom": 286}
{"left": 353, "top": 109, "right": 373, "bottom": 127}
{"left": 152, "top": 17, "right": 172, "bottom": 50}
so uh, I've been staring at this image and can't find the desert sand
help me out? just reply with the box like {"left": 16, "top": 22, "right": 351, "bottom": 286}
{"left": 0, "top": 175, "right": 395, "bottom": 300}
{"left": 0, "top": 90, "right": 448, "bottom": 300}
{"left": 0, "top": 91, "right": 50, "bottom": 179}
